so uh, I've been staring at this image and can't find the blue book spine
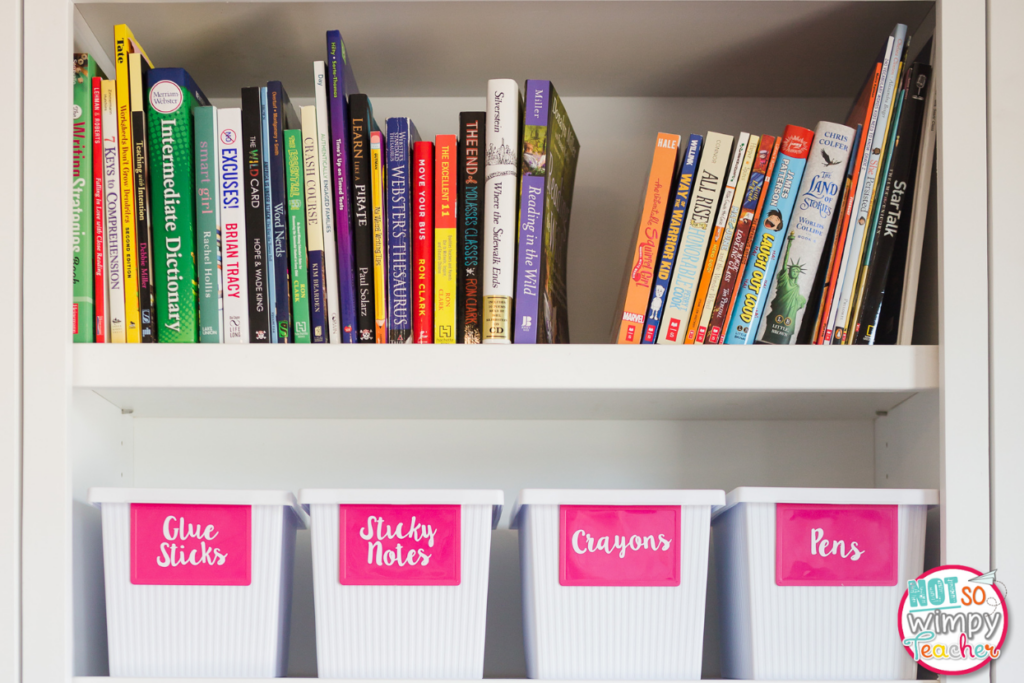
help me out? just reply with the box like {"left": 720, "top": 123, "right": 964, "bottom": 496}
{"left": 724, "top": 127, "right": 812, "bottom": 344}
{"left": 267, "top": 81, "right": 292, "bottom": 342}
{"left": 641, "top": 134, "right": 703, "bottom": 344}
{"left": 327, "top": 30, "right": 359, "bottom": 342}
{"left": 259, "top": 87, "right": 277, "bottom": 342}
{"left": 385, "top": 117, "right": 418, "bottom": 342}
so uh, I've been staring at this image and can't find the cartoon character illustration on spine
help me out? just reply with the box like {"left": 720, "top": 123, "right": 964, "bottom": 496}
{"left": 764, "top": 232, "right": 807, "bottom": 340}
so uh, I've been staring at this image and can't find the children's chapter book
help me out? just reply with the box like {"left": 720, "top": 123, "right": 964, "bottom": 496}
{"left": 457, "top": 112, "right": 485, "bottom": 343}
{"left": 217, "top": 107, "right": 250, "bottom": 343}
{"left": 434, "top": 134, "right": 458, "bottom": 344}
{"left": 412, "top": 140, "right": 434, "bottom": 343}
{"left": 300, "top": 105, "right": 328, "bottom": 343}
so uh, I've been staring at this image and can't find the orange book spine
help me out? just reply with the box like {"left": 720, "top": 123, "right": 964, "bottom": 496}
{"left": 615, "top": 133, "right": 680, "bottom": 344}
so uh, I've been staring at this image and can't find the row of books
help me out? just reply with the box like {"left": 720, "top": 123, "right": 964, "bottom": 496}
{"left": 72, "top": 27, "right": 580, "bottom": 344}
{"left": 614, "top": 23, "right": 934, "bottom": 346}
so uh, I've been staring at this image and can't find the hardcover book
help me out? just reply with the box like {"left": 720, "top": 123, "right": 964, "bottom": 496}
{"left": 267, "top": 81, "right": 300, "bottom": 342}
{"left": 285, "top": 128, "right": 311, "bottom": 343}
{"left": 349, "top": 93, "right": 377, "bottom": 342}
{"left": 194, "top": 105, "right": 222, "bottom": 343}
{"left": 217, "top": 107, "right": 250, "bottom": 343}
{"left": 724, "top": 125, "right": 814, "bottom": 344}
{"left": 412, "top": 140, "right": 434, "bottom": 343}
{"left": 641, "top": 134, "right": 702, "bottom": 344}
{"left": 613, "top": 132, "right": 680, "bottom": 343}
{"left": 370, "top": 130, "right": 387, "bottom": 343}
{"left": 658, "top": 131, "right": 734, "bottom": 344}
{"left": 300, "top": 105, "right": 328, "bottom": 343}
{"left": 386, "top": 117, "right": 420, "bottom": 343}
{"left": 241, "top": 87, "right": 270, "bottom": 342}
{"left": 91, "top": 75, "right": 107, "bottom": 342}
{"left": 73, "top": 54, "right": 97, "bottom": 342}
{"left": 101, "top": 80, "right": 126, "bottom": 343}
{"left": 482, "top": 79, "right": 522, "bottom": 343}
{"left": 327, "top": 30, "right": 360, "bottom": 342}
{"left": 434, "top": 135, "right": 458, "bottom": 344}
{"left": 314, "top": 61, "right": 341, "bottom": 342}
{"left": 756, "top": 121, "right": 855, "bottom": 345}
{"left": 144, "top": 67, "right": 210, "bottom": 343}
{"left": 457, "top": 111, "right": 485, "bottom": 343}
{"left": 113, "top": 24, "right": 153, "bottom": 342}
{"left": 130, "top": 53, "right": 157, "bottom": 343}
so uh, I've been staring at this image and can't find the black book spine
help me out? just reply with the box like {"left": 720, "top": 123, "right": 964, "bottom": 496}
{"left": 131, "top": 108, "right": 157, "bottom": 342}
{"left": 457, "top": 111, "right": 485, "bottom": 343}
{"left": 349, "top": 94, "right": 376, "bottom": 342}
{"left": 855, "top": 63, "right": 931, "bottom": 345}
{"left": 242, "top": 87, "right": 270, "bottom": 342}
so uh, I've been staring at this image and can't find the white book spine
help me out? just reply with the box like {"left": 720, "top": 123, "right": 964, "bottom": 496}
{"left": 756, "top": 121, "right": 855, "bottom": 345}
{"left": 657, "top": 131, "right": 734, "bottom": 344}
{"left": 101, "top": 81, "right": 126, "bottom": 344}
{"left": 482, "top": 78, "right": 521, "bottom": 344}
{"left": 315, "top": 61, "right": 342, "bottom": 343}
{"left": 217, "top": 108, "right": 250, "bottom": 344}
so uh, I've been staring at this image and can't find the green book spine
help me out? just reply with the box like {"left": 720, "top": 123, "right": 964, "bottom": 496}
{"left": 194, "top": 106, "right": 222, "bottom": 342}
{"left": 73, "top": 54, "right": 97, "bottom": 342}
{"left": 285, "top": 129, "right": 311, "bottom": 342}
{"left": 146, "top": 68, "right": 210, "bottom": 342}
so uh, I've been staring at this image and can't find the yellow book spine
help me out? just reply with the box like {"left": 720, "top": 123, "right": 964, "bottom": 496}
{"left": 434, "top": 135, "right": 457, "bottom": 343}
{"left": 370, "top": 131, "right": 387, "bottom": 343}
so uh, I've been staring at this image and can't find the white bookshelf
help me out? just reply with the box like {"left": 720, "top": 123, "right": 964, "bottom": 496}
{"left": 16, "top": 0, "right": 991, "bottom": 681}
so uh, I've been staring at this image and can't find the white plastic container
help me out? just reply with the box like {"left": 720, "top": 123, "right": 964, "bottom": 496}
{"left": 300, "top": 489, "right": 503, "bottom": 679}
{"left": 511, "top": 489, "right": 725, "bottom": 679}
{"left": 712, "top": 487, "right": 938, "bottom": 680}
{"left": 88, "top": 488, "right": 307, "bottom": 678}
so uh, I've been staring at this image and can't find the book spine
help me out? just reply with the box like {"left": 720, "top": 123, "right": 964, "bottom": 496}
{"left": 684, "top": 132, "right": 749, "bottom": 344}
{"left": 217, "top": 108, "right": 250, "bottom": 343}
{"left": 349, "top": 95, "right": 375, "bottom": 341}
{"left": 615, "top": 133, "right": 680, "bottom": 343}
{"left": 258, "top": 88, "right": 278, "bottom": 342}
{"left": 412, "top": 141, "right": 434, "bottom": 343}
{"left": 241, "top": 87, "right": 270, "bottom": 342}
{"left": 724, "top": 125, "right": 814, "bottom": 344}
{"left": 386, "top": 118, "right": 413, "bottom": 342}
{"left": 457, "top": 112, "right": 484, "bottom": 343}
{"left": 314, "top": 61, "right": 341, "bottom": 342}
{"left": 194, "top": 106, "right": 222, "bottom": 342}
{"left": 92, "top": 76, "right": 107, "bottom": 343}
{"left": 658, "top": 131, "right": 734, "bottom": 344}
{"left": 512, "top": 80, "right": 549, "bottom": 344}
{"left": 101, "top": 81, "right": 126, "bottom": 343}
{"left": 756, "top": 121, "right": 855, "bottom": 344}
{"left": 73, "top": 55, "right": 94, "bottom": 342}
{"left": 641, "top": 134, "right": 701, "bottom": 344}
{"left": 129, "top": 55, "right": 156, "bottom": 343}
{"left": 482, "top": 79, "right": 522, "bottom": 344}
{"left": 114, "top": 29, "right": 142, "bottom": 342}
{"left": 434, "top": 135, "right": 458, "bottom": 344}
{"left": 706, "top": 135, "right": 776, "bottom": 344}
{"left": 285, "top": 129, "right": 311, "bottom": 343}
{"left": 694, "top": 134, "right": 759, "bottom": 344}
{"left": 267, "top": 83, "right": 292, "bottom": 342}
{"left": 370, "top": 130, "right": 387, "bottom": 343}
{"left": 300, "top": 106, "right": 327, "bottom": 343}
{"left": 327, "top": 31, "right": 358, "bottom": 343}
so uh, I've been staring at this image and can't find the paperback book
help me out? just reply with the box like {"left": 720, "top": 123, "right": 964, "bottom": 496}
{"left": 217, "top": 107, "right": 250, "bottom": 343}
{"left": 101, "top": 80, "right": 126, "bottom": 343}
{"left": 241, "top": 87, "right": 270, "bottom": 342}
{"left": 457, "top": 111, "right": 485, "bottom": 343}
{"left": 435, "top": 134, "right": 458, "bottom": 343}
{"left": 349, "top": 93, "right": 377, "bottom": 341}
{"left": 286, "top": 128, "right": 311, "bottom": 343}
{"left": 314, "top": 61, "right": 340, "bottom": 342}
{"left": 300, "top": 105, "right": 328, "bottom": 343}
{"left": 73, "top": 54, "right": 98, "bottom": 342}
{"left": 194, "top": 105, "right": 222, "bottom": 342}
{"left": 413, "top": 140, "right": 434, "bottom": 343}
{"left": 130, "top": 53, "right": 156, "bottom": 343}
{"left": 370, "top": 130, "right": 387, "bottom": 342}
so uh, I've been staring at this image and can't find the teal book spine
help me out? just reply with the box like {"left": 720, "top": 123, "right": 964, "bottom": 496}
{"left": 73, "top": 54, "right": 98, "bottom": 341}
{"left": 194, "top": 105, "right": 222, "bottom": 342}
{"left": 286, "top": 129, "right": 311, "bottom": 342}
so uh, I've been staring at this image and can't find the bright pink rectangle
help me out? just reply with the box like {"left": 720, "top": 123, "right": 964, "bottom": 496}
{"left": 775, "top": 503, "right": 898, "bottom": 586}
{"left": 340, "top": 504, "right": 461, "bottom": 585}
{"left": 559, "top": 505, "right": 681, "bottom": 587}
{"left": 131, "top": 503, "right": 252, "bottom": 586}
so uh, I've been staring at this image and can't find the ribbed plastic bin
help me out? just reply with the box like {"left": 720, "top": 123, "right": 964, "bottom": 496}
{"left": 511, "top": 489, "right": 725, "bottom": 680}
{"left": 712, "top": 487, "right": 938, "bottom": 680}
{"left": 87, "top": 488, "right": 307, "bottom": 678}
{"left": 300, "top": 489, "right": 503, "bottom": 679}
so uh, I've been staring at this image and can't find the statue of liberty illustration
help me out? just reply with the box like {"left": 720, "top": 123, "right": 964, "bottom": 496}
{"left": 765, "top": 233, "right": 807, "bottom": 332}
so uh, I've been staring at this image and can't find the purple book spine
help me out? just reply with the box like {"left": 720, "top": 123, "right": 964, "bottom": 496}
{"left": 512, "top": 80, "right": 550, "bottom": 344}
{"left": 327, "top": 30, "right": 358, "bottom": 343}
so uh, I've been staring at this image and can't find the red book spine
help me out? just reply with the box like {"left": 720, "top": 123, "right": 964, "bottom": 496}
{"left": 91, "top": 76, "right": 106, "bottom": 343}
{"left": 412, "top": 141, "right": 434, "bottom": 343}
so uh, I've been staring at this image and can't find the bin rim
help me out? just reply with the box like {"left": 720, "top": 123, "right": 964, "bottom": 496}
{"left": 299, "top": 489, "right": 504, "bottom": 529}
{"left": 87, "top": 487, "right": 309, "bottom": 528}
{"left": 509, "top": 489, "right": 726, "bottom": 529}
{"left": 711, "top": 486, "right": 940, "bottom": 520}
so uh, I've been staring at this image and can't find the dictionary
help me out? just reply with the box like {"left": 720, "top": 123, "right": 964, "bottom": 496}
{"left": 349, "top": 93, "right": 378, "bottom": 342}
{"left": 241, "top": 87, "right": 270, "bottom": 343}
{"left": 193, "top": 105, "right": 222, "bottom": 343}
{"left": 434, "top": 134, "right": 458, "bottom": 344}
{"left": 73, "top": 54, "right": 98, "bottom": 342}
{"left": 457, "top": 111, "right": 485, "bottom": 343}
{"left": 144, "top": 67, "right": 210, "bottom": 343}
{"left": 217, "top": 107, "right": 250, "bottom": 343}
{"left": 301, "top": 105, "right": 328, "bottom": 343}
{"left": 386, "top": 117, "right": 420, "bottom": 343}
{"left": 101, "top": 79, "right": 126, "bottom": 344}
{"left": 412, "top": 140, "right": 434, "bottom": 343}
{"left": 285, "top": 129, "right": 311, "bottom": 343}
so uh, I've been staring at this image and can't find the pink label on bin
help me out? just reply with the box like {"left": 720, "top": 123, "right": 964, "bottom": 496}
{"left": 559, "top": 505, "right": 681, "bottom": 587}
{"left": 130, "top": 503, "right": 252, "bottom": 586}
{"left": 340, "top": 505, "right": 461, "bottom": 585}
{"left": 775, "top": 503, "right": 898, "bottom": 586}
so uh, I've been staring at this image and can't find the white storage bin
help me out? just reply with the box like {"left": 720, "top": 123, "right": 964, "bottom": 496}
{"left": 87, "top": 488, "right": 307, "bottom": 678}
{"left": 712, "top": 487, "right": 938, "bottom": 680}
{"left": 511, "top": 489, "right": 725, "bottom": 680}
{"left": 300, "top": 489, "right": 503, "bottom": 679}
